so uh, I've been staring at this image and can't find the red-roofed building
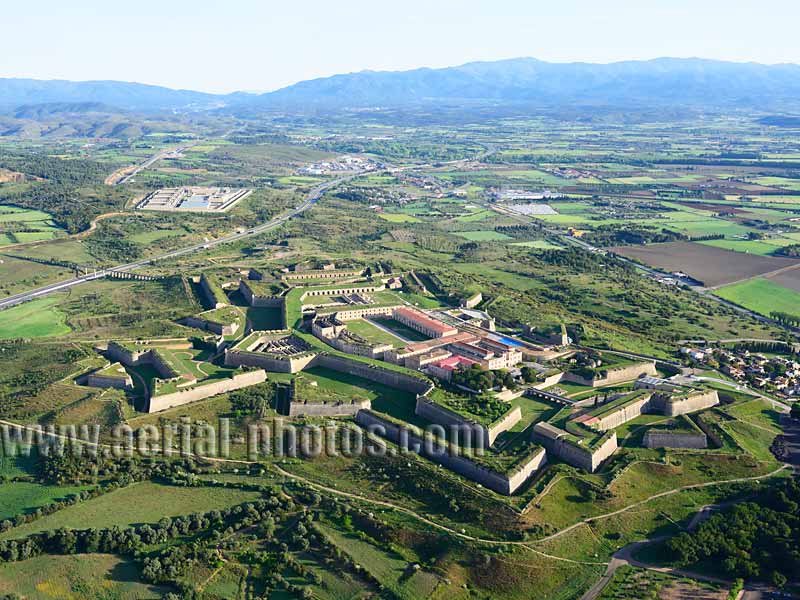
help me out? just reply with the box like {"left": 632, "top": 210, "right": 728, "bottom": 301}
{"left": 392, "top": 307, "right": 458, "bottom": 339}
{"left": 427, "top": 355, "right": 480, "bottom": 382}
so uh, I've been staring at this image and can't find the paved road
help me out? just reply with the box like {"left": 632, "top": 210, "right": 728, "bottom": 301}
{"left": 581, "top": 498, "right": 796, "bottom": 600}
{"left": 0, "top": 173, "right": 360, "bottom": 312}
{"left": 113, "top": 145, "right": 192, "bottom": 185}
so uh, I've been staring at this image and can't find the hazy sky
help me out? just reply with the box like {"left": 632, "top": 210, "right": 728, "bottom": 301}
{"left": 3, "top": 0, "right": 798, "bottom": 93}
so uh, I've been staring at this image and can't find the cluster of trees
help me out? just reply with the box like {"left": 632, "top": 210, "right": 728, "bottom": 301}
{"left": 771, "top": 312, "right": 800, "bottom": 328}
{"left": 666, "top": 478, "right": 800, "bottom": 586}
{"left": 85, "top": 226, "right": 142, "bottom": 262}
{"left": 435, "top": 387, "right": 510, "bottom": 422}
{"left": 777, "top": 244, "right": 800, "bottom": 258}
{"left": 451, "top": 364, "right": 516, "bottom": 393}
{"left": 585, "top": 225, "right": 686, "bottom": 247}
{"left": 229, "top": 381, "right": 277, "bottom": 418}
{"left": 0, "top": 152, "right": 106, "bottom": 185}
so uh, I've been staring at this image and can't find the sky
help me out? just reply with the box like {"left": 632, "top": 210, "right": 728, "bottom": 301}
{"left": 2, "top": 0, "right": 799, "bottom": 94}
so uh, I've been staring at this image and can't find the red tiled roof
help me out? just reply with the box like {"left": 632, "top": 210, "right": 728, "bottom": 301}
{"left": 394, "top": 307, "right": 457, "bottom": 336}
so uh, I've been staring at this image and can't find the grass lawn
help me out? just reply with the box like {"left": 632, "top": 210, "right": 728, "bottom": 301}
{"left": 346, "top": 317, "right": 403, "bottom": 347}
{"left": 302, "top": 366, "right": 420, "bottom": 424}
{"left": 714, "top": 278, "right": 800, "bottom": 317}
{"left": 0, "top": 296, "right": 71, "bottom": 339}
{"left": 1, "top": 481, "right": 262, "bottom": 539}
{"left": 369, "top": 316, "right": 431, "bottom": 342}
{"left": 0, "top": 553, "right": 170, "bottom": 599}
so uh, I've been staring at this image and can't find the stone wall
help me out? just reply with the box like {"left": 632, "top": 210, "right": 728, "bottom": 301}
{"left": 531, "top": 371, "right": 566, "bottom": 390}
{"left": 331, "top": 305, "right": 400, "bottom": 321}
{"left": 532, "top": 424, "right": 618, "bottom": 472}
{"left": 324, "top": 335, "right": 392, "bottom": 360}
{"left": 182, "top": 315, "right": 238, "bottom": 337}
{"left": 239, "top": 280, "right": 284, "bottom": 308}
{"left": 356, "top": 410, "right": 546, "bottom": 495}
{"left": 316, "top": 354, "right": 432, "bottom": 395}
{"left": 148, "top": 370, "right": 267, "bottom": 413}
{"left": 414, "top": 397, "right": 521, "bottom": 448}
{"left": 564, "top": 361, "right": 657, "bottom": 388}
{"left": 200, "top": 274, "right": 227, "bottom": 309}
{"left": 86, "top": 374, "right": 133, "bottom": 391}
{"left": 662, "top": 390, "right": 719, "bottom": 416}
{"left": 643, "top": 430, "right": 707, "bottom": 449}
{"left": 302, "top": 285, "right": 383, "bottom": 299}
{"left": 224, "top": 350, "right": 318, "bottom": 374}
{"left": 288, "top": 398, "right": 371, "bottom": 417}
{"left": 593, "top": 393, "right": 653, "bottom": 431}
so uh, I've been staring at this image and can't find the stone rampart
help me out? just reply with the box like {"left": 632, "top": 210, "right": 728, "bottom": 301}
{"left": 316, "top": 354, "right": 432, "bottom": 395}
{"left": 356, "top": 410, "right": 546, "bottom": 495}
{"left": 564, "top": 361, "right": 657, "bottom": 388}
{"left": 643, "top": 431, "right": 708, "bottom": 449}
{"left": 288, "top": 398, "right": 371, "bottom": 417}
{"left": 148, "top": 369, "right": 267, "bottom": 413}
{"left": 662, "top": 390, "right": 719, "bottom": 416}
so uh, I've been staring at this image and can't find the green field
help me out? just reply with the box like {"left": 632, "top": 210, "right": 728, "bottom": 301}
{"left": 455, "top": 230, "right": 514, "bottom": 242}
{"left": 1, "top": 481, "right": 262, "bottom": 539}
{"left": 369, "top": 315, "right": 431, "bottom": 341}
{"left": 714, "top": 278, "right": 800, "bottom": 316}
{"left": 378, "top": 212, "right": 422, "bottom": 223}
{"left": 512, "top": 240, "right": 564, "bottom": 250}
{"left": 346, "top": 317, "right": 404, "bottom": 346}
{"left": 0, "top": 482, "right": 89, "bottom": 521}
{"left": 0, "top": 553, "right": 169, "bottom": 599}
{"left": 302, "top": 366, "right": 419, "bottom": 423}
{"left": 0, "top": 296, "right": 71, "bottom": 339}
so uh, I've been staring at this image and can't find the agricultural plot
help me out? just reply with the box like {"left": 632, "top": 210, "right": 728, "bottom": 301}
{"left": 0, "top": 295, "right": 71, "bottom": 339}
{"left": 0, "top": 482, "right": 89, "bottom": 521}
{"left": 0, "top": 204, "right": 64, "bottom": 247}
{"left": 612, "top": 241, "right": 800, "bottom": 287}
{"left": 713, "top": 278, "right": 800, "bottom": 317}
{"left": 455, "top": 230, "right": 514, "bottom": 242}
{"left": 0, "top": 554, "right": 169, "bottom": 600}
{"left": 1, "top": 481, "right": 262, "bottom": 539}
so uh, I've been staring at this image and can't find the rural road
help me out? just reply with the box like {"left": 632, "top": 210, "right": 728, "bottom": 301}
{"left": 0, "top": 173, "right": 360, "bottom": 312}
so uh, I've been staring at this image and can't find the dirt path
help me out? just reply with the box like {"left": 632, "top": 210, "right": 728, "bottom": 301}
{"left": 73, "top": 211, "right": 128, "bottom": 239}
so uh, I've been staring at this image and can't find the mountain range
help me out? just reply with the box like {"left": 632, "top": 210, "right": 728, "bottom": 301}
{"left": 2, "top": 57, "right": 800, "bottom": 115}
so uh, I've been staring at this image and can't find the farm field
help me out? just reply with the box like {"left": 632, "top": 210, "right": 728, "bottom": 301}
{"left": 611, "top": 241, "right": 800, "bottom": 287}
{"left": 0, "top": 553, "right": 169, "bottom": 600}
{"left": 455, "top": 230, "right": 514, "bottom": 242}
{"left": 511, "top": 240, "right": 564, "bottom": 250}
{"left": 0, "top": 481, "right": 262, "bottom": 539}
{"left": 0, "top": 204, "right": 65, "bottom": 247}
{"left": 0, "top": 295, "right": 71, "bottom": 338}
{"left": 713, "top": 278, "right": 800, "bottom": 317}
{"left": 0, "top": 482, "right": 89, "bottom": 521}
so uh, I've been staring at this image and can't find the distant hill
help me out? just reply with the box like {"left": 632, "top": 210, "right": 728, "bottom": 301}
{"left": 4, "top": 58, "right": 800, "bottom": 116}
{"left": 241, "top": 57, "right": 800, "bottom": 112}
{"left": 0, "top": 78, "right": 234, "bottom": 111}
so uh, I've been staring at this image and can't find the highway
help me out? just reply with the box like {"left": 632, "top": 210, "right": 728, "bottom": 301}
{"left": 0, "top": 173, "right": 360, "bottom": 312}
